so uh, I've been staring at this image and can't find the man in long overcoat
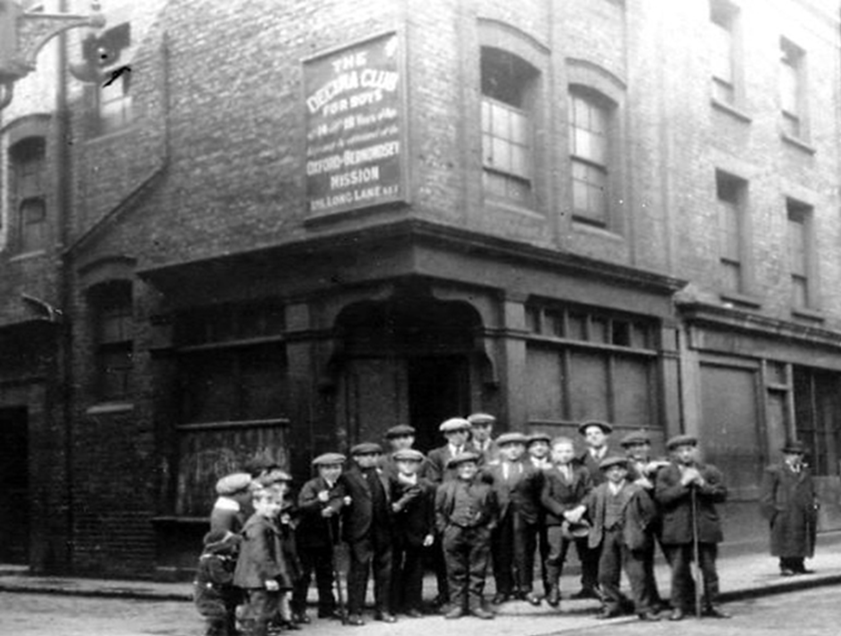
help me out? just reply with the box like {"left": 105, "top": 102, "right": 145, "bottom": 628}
{"left": 759, "top": 440, "right": 819, "bottom": 576}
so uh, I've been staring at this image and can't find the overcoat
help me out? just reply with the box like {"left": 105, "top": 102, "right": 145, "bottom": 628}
{"left": 340, "top": 465, "right": 392, "bottom": 542}
{"left": 585, "top": 481, "right": 657, "bottom": 551}
{"left": 654, "top": 461, "right": 727, "bottom": 545}
{"left": 233, "top": 513, "right": 293, "bottom": 589}
{"left": 482, "top": 460, "right": 543, "bottom": 524}
{"left": 759, "top": 462, "right": 818, "bottom": 558}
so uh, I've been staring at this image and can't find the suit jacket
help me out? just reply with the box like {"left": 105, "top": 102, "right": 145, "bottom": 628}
{"left": 576, "top": 446, "right": 615, "bottom": 486}
{"left": 435, "top": 477, "right": 499, "bottom": 533}
{"left": 655, "top": 461, "right": 727, "bottom": 545}
{"left": 482, "top": 459, "right": 542, "bottom": 524}
{"left": 422, "top": 444, "right": 475, "bottom": 483}
{"left": 233, "top": 513, "right": 290, "bottom": 589}
{"left": 340, "top": 465, "right": 392, "bottom": 543}
{"left": 585, "top": 481, "right": 657, "bottom": 551}
{"left": 540, "top": 463, "right": 593, "bottom": 526}
{"left": 390, "top": 474, "right": 436, "bottom": 546}
{"left": 759, "top": 462, "right": 818, "bottom": 558}
{"left": 295, "top": 475, "right": 347, "bottom": 548}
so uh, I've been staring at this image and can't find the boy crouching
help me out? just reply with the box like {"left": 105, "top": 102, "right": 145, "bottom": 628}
{"left": 435, "top": 451, "right": 499, "bottom": 620}
{"left": 586, "top": 456, "right": 660, "bottom": 621}
{"left": 194, "top": 530, "right": 241, "bottom": 636}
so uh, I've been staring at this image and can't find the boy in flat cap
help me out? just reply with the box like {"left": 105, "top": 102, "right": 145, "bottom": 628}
{"left": 194, "top": 530, "right": 240, "bottom": 636}
{"left": 210, "top": 472, "right": 253, "bottom": 536}
{"left": 620, "top": 431, "right": 669, "bottom": 612}
{"left": 435, "top": 452, "right": 499, "bottom": 620}
{"left": 540, "top": 436, "right": 593, "bottom": 608}
{"left": 574, "top": 420, "right": 615, "bottom": 599}
{"left": 483, "top": 432, "right": 543, "bottom": 606}
{"left": 525, "top": 432, "right": 552, "bottom": 599}
{"left": 655, "top": 435, "right": 729, "bottom": 621}
{"left": 759, "top": 440, "right": 819, "bottom": 576}
{"left": 467, "top": 413, "right": 499, "bottom": 463}
{"left": 292, "top": 453, "right": 349, "bottom": 622}
{"left": 586, "top": 456, "right": 659, "bottom": 621}
{"left": 423, "top": 417, "right": 474, "bottom": 606}
{"left": 341, "top": 443, "right": 395, "bottom": 625}
{"left": 389, "top": 448, "right": 435, "bottom": 617}
{"left": 383, "top": 424, "right": 417, "bottom": 480}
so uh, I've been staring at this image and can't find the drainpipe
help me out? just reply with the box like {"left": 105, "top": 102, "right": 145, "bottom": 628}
{"left": 56, "top": 0, "right": 74, "bottom": 574}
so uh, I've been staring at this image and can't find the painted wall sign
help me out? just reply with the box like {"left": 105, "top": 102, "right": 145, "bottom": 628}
{"left": 304, "top": 32, "right": 406, "bottom": 216}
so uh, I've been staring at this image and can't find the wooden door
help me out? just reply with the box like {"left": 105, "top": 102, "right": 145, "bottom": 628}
{"left": 0, "top": 408, "right": 29, "bottom": 563}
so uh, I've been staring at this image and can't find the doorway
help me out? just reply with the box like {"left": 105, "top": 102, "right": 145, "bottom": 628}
{"left": 408, "top": 356, "right": 469, "bottom": 451}
{"left": 0, "top": 407, "right": 29, "bottom": 564}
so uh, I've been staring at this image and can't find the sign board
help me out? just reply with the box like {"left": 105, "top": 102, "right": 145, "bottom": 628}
{"left": 304, "top": 32, "right": 406, "bottom": 216}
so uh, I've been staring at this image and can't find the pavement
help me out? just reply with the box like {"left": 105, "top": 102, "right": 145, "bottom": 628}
{"left": 1, "top": 532, "right": 841, "bottom": 635}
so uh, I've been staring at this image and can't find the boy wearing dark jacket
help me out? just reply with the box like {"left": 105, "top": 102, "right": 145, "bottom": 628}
{"left": 292, "top": 453, "right": 348, "bottom": 622}
{"left": 389, "top": 448, "right": 435, "bottom": 617}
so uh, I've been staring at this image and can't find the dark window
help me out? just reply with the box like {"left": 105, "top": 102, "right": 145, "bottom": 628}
{"left": 90, "top": 281, "right": 134, "bottom": 401}
{"left": 793, "top": 366, "right": 841, "bottom": 476}
{"left": 9, "top": 137, "right": 47, "bottom": 253}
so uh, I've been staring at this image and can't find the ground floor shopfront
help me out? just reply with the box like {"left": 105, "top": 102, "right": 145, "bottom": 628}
{"left": 3, "top": 220, "right": 841, "bottom": 576}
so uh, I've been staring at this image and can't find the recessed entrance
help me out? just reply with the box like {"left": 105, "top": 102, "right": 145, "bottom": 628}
{"left": 0, "top": 407, "right": 29, "bottom": 564}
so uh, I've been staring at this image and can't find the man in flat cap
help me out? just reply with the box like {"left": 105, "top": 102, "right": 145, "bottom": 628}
{"left": 389, "top": 449, "right": 435, "bottom": 617}
{"left": 382, "top": 424, "right": 417, "bottom": 480}
{"left": 435, "top": 452, "right": 499, "bottom": 619}
{"left": 655, "top": 435, "right": 729, "bottom": 620}
{"left": 525, "top": 432, "right": 552, "bottom": 599}
{"left": 586, "top": 456, "right": 659, "bottom": 621}
{"left": 620, "top": 431, "right": 669, "bottom": 613}
{"left": 574, "top": 420, "right": 616, "bottom": 600}
{"left": 422, "top": 417, "right": 474, "bottom": 606}
{"left": 341, "top": 443, "right": 395, "bottom": 625}
{"left": 759, "top": 440, "right": 819, "bottom": 576}
{"left": 292, "top": 453, "right": 349, "bottom": 623}
{"left": 483, "top": 432, "right": 543, "bottom": 606}
{"left": 468, "top": 413, "right": 499, "bottom": 463}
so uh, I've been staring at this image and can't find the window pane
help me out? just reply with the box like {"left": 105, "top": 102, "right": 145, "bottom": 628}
{"left": 526, "top": 346, "right": 564, "bottom": 420}
{"left": 711, "top": 23, "right": 733, "bottom": 83}
{"left": 19, "top": 198, "right": 47, "bottom": 252}
{"left": 492, "top": 102, "right": 509, "bottom": 136}
{"left": 792, "top": 275, "right": 808, "bottom": 308}
{"left": 780, "top": 57, "right": 798, "bottom": 115}
{"left": 613, "top": 355, "right": 653, "bottom": 427}
{"left": 492, "top": 137, "right": 510, "bottom": 171}
{"left": 569, "top": 351, "right": 609, "bottom": 421}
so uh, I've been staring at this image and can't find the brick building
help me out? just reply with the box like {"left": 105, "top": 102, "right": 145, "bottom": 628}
{"left": 1, "top": 0, "right": 841, "bottom": 577}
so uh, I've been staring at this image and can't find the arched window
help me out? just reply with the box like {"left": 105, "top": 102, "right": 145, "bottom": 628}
{"left": 9, "top": 137, "right": 47, "bottom": 253}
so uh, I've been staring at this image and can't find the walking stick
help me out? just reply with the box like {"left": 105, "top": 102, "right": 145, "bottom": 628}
{"left": 690, "top": 485, "right": 703, "bottom": 619}
{"left": 327, "top": 515, "right": 348, "bottom": 625}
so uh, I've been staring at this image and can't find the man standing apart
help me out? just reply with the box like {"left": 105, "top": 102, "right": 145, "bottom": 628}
{"left": 759, "top": 440, "right": 819, "bottom": 576}
{"left": 655, "top": 435, "right": 729, "bottom": 621}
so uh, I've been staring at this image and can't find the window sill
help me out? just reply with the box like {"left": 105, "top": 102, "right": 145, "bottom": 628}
{"left": 86, "top": 402, "right": 135, "bottom": 415}
{"left": 571, "top": 218, "right": 624, "bottom": 242}
{"left": 719, "top": 292, "right": 762, "bottom": 309}
{"left": 781, "top": 133, "right": 816, "bottom": 155}
{"left": 791, "top": 307, "right": 825, "bottom": 322}
{"left": 8, "top": 250, "right": 47, "bottom": 262}
{"left": 86, "top": 124, "right": 138, "bottom": 145}
{"left": 484, "top": 197, "right": 544, "bottom": 220}
{"left": 711, "top": 98, "right": 752, "bottom": 124}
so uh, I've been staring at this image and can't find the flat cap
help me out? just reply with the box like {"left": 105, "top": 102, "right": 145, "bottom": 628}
{"left": 782, "top": 440, "right": 807, "bottom": 454}
{"left": 446, "top": 451, "right": 481, "bottom": 468}
{"left": 496, "top": 432, "right": 529, "bottom": 446}
{"left": 385, "top": 424, "right": 416, "bottom": 439}
{"left": 312, "top": 452, "right": 347, "bottom": 466}
{"left": 578, "top": 420, "right": 614, "bottom": 435}
{"left": 666, "top": 434, "right": 698, "bottom": 450}
{"left": 467, "top": 412, "right": 496, "bottom": 425}
{"left": 215, "top": 472, "right": 252, "bottom": 495}
{"left": 350, "top": 442, "right": 383, "bottom": 456}
{"left": 439, "top": 417, "right": 471, "bottom": 433}
{"left": 599, "top": 456, "right": 629, "bottom": 471}
{"left": 527, "top": 432, "right": 552, "bottom": 445}
{"left": 392, "top": 449, "right": 425, "bottom": 462}
{"left": 620, "top": 430, "right": 652, "bottom": 448}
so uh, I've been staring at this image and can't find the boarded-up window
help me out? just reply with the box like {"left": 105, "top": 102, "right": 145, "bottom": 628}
{"left": 89, "top": 281, "right": 134, "bottom": 401}
{"left": 700, "top": 363, "right": 762, "bottom": 499}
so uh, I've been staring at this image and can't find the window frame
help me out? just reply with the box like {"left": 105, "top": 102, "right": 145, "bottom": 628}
{"left": 786, "top": 198, "right": 814, "bottom": 310}
{"left": 780, "top": 38, "right": 808, "bottom": 142}
{"left": 89, "top": 281, "right": 135, "bottom": 402}
{"left": 8, "top": 136, "right": 48, "bottom": 254}
{"left": 709, "top": 0, "right": 742, "bottom": 108}
{"left": 568, "top": 89, "right": 614, "bottom": 228}
{"left": 715, "top": 170, "right": 749, "bottom": 295}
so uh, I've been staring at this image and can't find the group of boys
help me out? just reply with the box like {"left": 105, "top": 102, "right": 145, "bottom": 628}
{"left": 194, "top": 413, "right": 732, "bottom": 635}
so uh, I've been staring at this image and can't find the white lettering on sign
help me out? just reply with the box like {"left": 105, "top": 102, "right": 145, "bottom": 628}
{"left": 306, "top": 70, "right": 400, "bottom": 115}
{"left": 329, "top": 166, "right": 380, "bottom": 190}
{"left": 306, "top": 142, "right": 399, "bottom": 175}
